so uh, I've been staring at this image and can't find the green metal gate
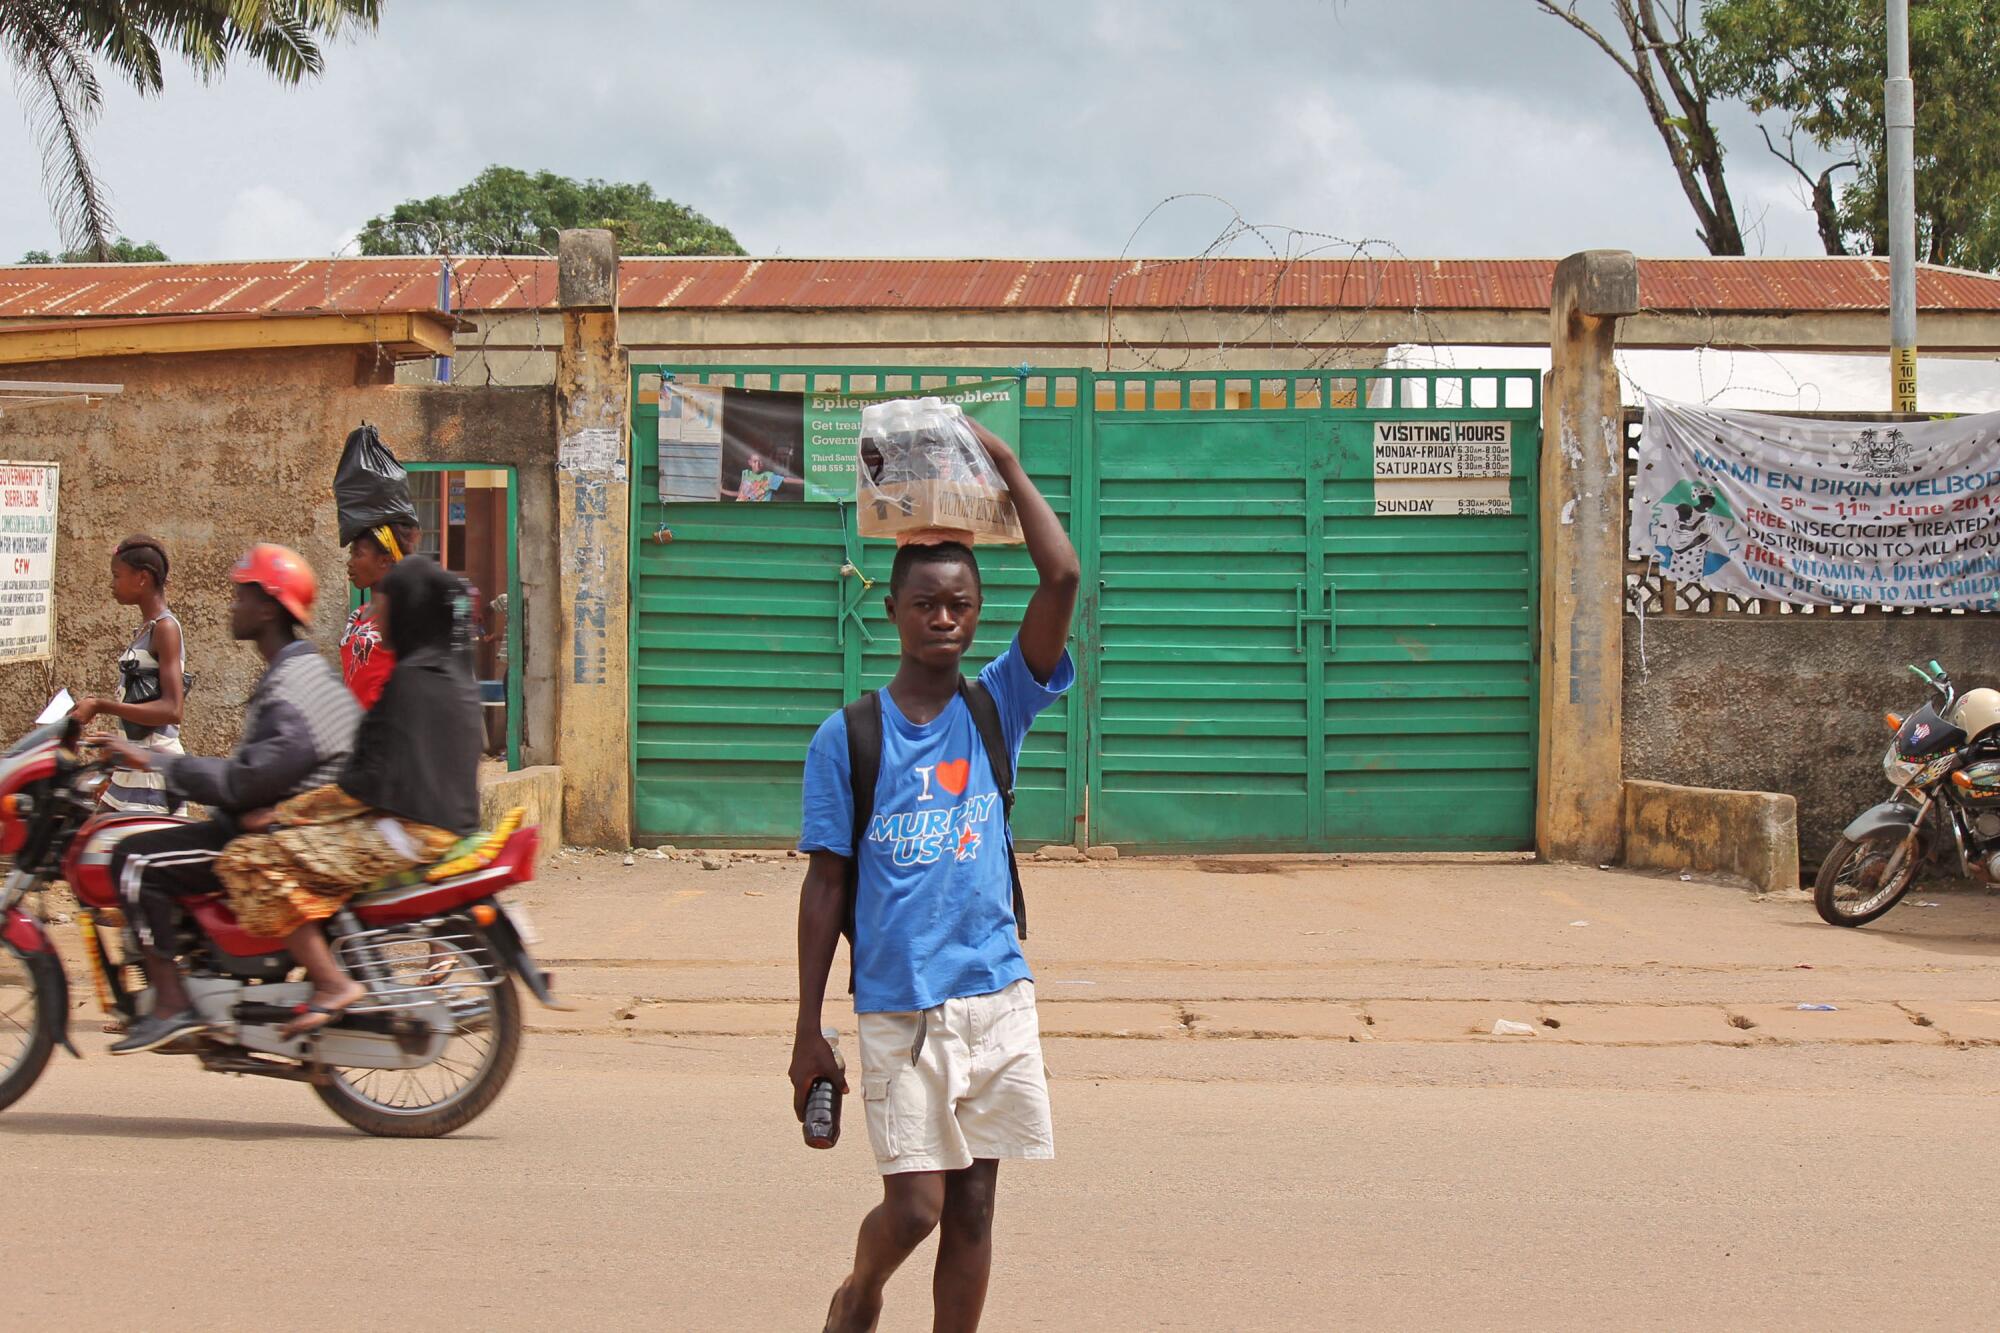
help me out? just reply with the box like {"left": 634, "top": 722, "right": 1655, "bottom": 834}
{"left": 629, "top": 366, "right": 1086, "bottom": 847}
{"left": 629, "top": 364, "right": 1538, "bottom": 852}
{"left": 1086, "top": 371, "right": 1541, "bottom": 852}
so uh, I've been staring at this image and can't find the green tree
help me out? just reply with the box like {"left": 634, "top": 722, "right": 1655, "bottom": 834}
{"left": 2, "top": 1, "right": 380, "bottom": 262}
{"left": 21, "top": 236, "right": 168, "bottom": 263}
{"left": 1705, "top": 0, "right": 2000, "bottom": 269}
{"left": 1531, "top": 0, "right": 2000, "bottom": 270}
{"left": 357, "top": 167, "right": 744, "bottom": 257}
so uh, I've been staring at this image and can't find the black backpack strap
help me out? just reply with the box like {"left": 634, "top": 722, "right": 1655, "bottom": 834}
{"left": 960, "top": 677, "right": 1027, "bottom": 939}
{"left": 842, "top": 693, "right": 882, "bottom": 992}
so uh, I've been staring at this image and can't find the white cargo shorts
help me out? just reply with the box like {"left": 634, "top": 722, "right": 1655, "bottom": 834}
{"left": 856, "top": 978, "right": 1054, "bottom": 1176}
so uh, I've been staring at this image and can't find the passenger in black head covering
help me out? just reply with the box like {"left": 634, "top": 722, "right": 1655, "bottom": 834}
{"left": 211, "top": 556, "right": 487, "bottom": 1035}
{"left": 340, "top": 556, "right": 484, "bottom": 836}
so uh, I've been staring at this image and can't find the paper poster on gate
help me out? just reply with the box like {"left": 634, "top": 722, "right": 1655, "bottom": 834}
{"left": 1630, "top": 397, "right": 2000, "bottom": 608}
{"left": 655, "top": 378, "right": 1021, "bottom": 503}
{"left": 1371, "top": 420, "right": 1513, "bottom": 516}
{"left": 0, "top": 463, "right": 59, "bottom": 665}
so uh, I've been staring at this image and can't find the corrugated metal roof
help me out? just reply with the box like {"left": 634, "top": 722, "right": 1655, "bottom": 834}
{"left": 2, "top": 255, "right": 1997, "bottom": 318}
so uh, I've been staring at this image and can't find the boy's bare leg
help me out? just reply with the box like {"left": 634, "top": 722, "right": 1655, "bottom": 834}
{"left": 932, "top": 1160, "right": 999, "bottom": 1333}
{"left": 826, "top": 1171, "right": 947, "bottom": 1333}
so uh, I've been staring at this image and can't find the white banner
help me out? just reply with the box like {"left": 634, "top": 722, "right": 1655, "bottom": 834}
{"left": 1630, "top": 398, "right": 2000, "bottom": 609}
{"left": 0, "top": 462, "right": 58, "bottom": 664}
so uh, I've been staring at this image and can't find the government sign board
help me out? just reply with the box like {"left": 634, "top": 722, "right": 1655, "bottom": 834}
{"left": 0, "top": 462, "right": 58, "bottom": 664}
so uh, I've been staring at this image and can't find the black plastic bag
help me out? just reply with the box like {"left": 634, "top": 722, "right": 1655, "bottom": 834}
{"left": 335, "top": 424, "right": 420, "bottom": 547}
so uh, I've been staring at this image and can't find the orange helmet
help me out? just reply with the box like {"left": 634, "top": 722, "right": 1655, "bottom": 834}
{"left": 231, "top": 543, "right": 316, "bottom": 623}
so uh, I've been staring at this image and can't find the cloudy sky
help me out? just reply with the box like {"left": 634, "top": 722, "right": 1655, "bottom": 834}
{"left": 0, "top": 0, "right": 1848, "bottom": 261}
{"left": 1, "top": 0, "right": 1992, "bottom": 407}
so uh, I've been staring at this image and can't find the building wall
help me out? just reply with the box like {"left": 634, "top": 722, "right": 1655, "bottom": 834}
{"left": 1621, "top": 616, "right": 1994, "bottom": 864}
{"left": 420, "top": 309, "right": 1395, "bottom": 387}
{"left": 415, "top": 305, "right": 2000, "bottom": 390}
{"left": 0, "top": 348, "right": 556, "bottom": 764}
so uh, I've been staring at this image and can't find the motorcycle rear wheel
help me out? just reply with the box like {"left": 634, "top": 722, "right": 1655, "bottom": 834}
{"left": 0, "top": 945, "right": 62, "bottom": 1112}
{"left": 312, "top": 968, "right": 523, "bottom": 1139}
{"left": 1815, "top": 831, "right": 1921, "bottom": 927}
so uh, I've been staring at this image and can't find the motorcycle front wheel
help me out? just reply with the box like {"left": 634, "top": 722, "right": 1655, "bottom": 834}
{"left": 1815, "top": 830, "right": 1922, "bottom": 927}
{"left": 0, "top": 943, "right": 62, "bottom": 1112}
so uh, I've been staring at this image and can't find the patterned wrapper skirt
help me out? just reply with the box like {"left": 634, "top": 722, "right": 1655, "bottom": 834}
{"left": 214, "top": 785, "right": 459, "bottom": 939}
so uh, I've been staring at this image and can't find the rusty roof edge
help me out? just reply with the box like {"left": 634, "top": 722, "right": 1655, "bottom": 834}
{"left": 5, "top": 253, "right": 1992, "bottom": 268}
{"left": 0, "top": 255, "right": 552, "bottom": 269}
{"left": 0, "top": 309, "right": 464, "bottom": 334}
{"left": 4, "top": 257, "right": 1998, "bottom": 319}
{"left": 15, "top": 254, "right": 1997, "bottom": 271}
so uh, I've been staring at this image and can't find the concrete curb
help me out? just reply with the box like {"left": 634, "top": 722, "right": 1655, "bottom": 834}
{"left": 481, "top": 764, "right": 563, "bottom": 848}
{"left": 1623, "top": 779, "right": 1799, "bottom": 895}
{"left": 527, "top": 995, "right": 1957, "bottom": 1046}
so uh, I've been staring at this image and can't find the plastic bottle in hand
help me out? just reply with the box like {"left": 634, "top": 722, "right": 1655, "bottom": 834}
{"left": 803, "top": 1026, "right": 845, "bottom": 1149}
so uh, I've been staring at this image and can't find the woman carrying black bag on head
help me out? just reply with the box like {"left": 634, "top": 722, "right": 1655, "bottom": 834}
{"left": 333, "top": 423, "right": 424, "bottom": 710}
{"left": 74, "top": 536, "right": 191, "bottom": 814}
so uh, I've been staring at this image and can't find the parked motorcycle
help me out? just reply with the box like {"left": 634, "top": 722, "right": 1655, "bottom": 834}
{"left": 0, "top": 693, "right": 558, "bottom": 1136}
{"left": 1815, "top": 661, "right": 2000, "bottom": 927}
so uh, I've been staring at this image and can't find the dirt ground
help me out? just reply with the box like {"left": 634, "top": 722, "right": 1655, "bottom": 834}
{"left": 10, "top": 854, "right": 2000, "bottom": 1330}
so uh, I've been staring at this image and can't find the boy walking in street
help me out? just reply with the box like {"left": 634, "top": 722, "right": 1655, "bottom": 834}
{"left": 791, "top": 419, "right": 1079, "bottom": 1333}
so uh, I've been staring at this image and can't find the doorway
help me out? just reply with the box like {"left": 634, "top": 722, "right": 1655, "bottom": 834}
{"left": 405, "top": 464, "right": 523, "bottom": 769}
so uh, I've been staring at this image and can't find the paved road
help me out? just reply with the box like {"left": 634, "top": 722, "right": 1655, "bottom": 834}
{"left": 9, "top": 857, "right": 2000, "bottom": 1330}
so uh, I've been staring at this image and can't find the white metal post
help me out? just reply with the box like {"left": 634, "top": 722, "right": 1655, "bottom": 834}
{"left": 1886, "top": 0, "right": 1918, "bottom": 411}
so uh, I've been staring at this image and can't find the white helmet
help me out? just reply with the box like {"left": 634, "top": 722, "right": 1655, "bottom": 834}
{"left": 1954, "top": 688, "right": 2000, "bottom": 741}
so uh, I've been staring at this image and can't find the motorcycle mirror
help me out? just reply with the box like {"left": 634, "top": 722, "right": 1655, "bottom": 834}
{"left": 34, "top": 690, "right": 73, "bottom": 725}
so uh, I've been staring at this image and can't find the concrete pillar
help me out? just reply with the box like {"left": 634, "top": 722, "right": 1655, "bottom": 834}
{"left": 554, "top": 229, "right": 631, "bottom": 848}
{"left": 1537, "top": 250, "right": 1638, "bottom": 865}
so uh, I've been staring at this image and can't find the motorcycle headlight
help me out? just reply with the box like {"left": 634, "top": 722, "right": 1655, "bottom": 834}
{"left": 1885, "top": 745, "right": 1921, "bottom": 786}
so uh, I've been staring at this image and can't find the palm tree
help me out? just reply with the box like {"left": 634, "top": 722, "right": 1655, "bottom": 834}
{"left": 1, "top": 2, "right": 381, "bottom": 262}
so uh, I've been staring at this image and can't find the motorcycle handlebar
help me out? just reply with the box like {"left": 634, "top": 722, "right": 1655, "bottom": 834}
{"left": 1910, "top": 661, "right": 1957, "bottom": 711}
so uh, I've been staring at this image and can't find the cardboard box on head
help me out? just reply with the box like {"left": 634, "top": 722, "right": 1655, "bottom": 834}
{"left": 857, "top": 398, "right": 1024, "bottom": 545}
{"left": 896, "top": 526, "right": 978, "bottom": 548}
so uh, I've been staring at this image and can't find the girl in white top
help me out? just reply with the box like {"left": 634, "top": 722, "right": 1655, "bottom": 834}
{"left": 75, "top": 536, "right": 189, "bottom": 814}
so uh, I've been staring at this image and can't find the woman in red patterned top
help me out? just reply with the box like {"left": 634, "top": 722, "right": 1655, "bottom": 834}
{"left": 340, "top": 522, "right": 418, "bottom": 709}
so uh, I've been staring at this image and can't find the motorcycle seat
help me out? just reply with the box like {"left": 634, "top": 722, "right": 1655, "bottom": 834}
{"left": 351, "top": 808, "right": 528, "bottom": 900}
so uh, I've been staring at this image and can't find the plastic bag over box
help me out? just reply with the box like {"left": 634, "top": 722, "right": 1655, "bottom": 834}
{"left": 334, "top": 424, "right": 420, "bottom": 547}
{"left": 856, "top": 398, "right": 1023, "bottom": 545}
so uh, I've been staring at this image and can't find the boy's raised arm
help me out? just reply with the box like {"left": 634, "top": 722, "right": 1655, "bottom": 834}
{"left": 968, "top": 419, "right": 1080, "bottom": 684}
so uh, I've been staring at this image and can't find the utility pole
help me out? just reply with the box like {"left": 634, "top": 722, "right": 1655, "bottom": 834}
{"left": 1886, "top": 0, "right": 1918, "bottom": 412}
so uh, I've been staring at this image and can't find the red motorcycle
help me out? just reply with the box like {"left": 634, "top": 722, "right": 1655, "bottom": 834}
{"left": 0, "top": 694, "right": 557, "bottom": 1137}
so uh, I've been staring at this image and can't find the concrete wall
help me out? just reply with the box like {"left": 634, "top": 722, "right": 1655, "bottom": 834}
{"left": 420, "top": 305, "right": 2000, "bottom": 388}
{"left": 0, "top": 348, "right": 556, "bottom": 762}
{"left": 1622, "top": 616, "right": 1994, "bottom": 863}
{"left": 430, "top": 309, "right": 1395, "bottom": 387}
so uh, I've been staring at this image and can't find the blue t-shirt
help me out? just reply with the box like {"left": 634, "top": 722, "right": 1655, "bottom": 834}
{"left": 799, "top": 638, "right": 1074, "bottom": 1014}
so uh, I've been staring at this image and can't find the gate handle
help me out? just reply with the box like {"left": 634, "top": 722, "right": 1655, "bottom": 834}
{"left": 837, "top": 562, "right": 876, "bottom": 646}
{"left": 1294, "top": 584, "right": 1332, "bottom": 655}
